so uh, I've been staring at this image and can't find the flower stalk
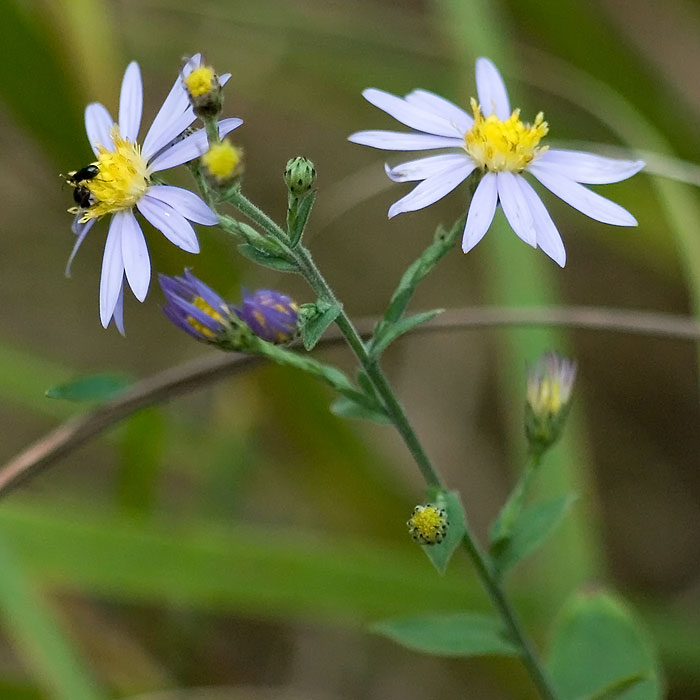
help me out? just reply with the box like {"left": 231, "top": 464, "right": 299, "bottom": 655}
{"left": 210, "top": 183, "right": 559, "bottom": 700}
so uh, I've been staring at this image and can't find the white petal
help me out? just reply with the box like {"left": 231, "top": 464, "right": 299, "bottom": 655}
{"left": 65, "top": 217, "right": 96, "bottom": 277}
{"left": 100, "top": 217, "right": 125, "bottom": 328}
{"left": 529, "top": 163, "right": 638, "bottom": 226}
{"left": 348, "top": 130, "right": 465, "bottom": 151}
{"left": 404, "top": 89, "right": 473, "bottom": 133}
{"left": 384, "top": 153, "right": 471, "bottom": 182}
{"left": 142, "top": 106, "right": 196, "bottom": 161}
{"left": 145, "top": 185, "right": 218, "bottom": 225}
{"left": 142, "top": 57, "right": 201, "bottom": 157}
{"left": 388, "top": 161, "right": 474, "bottom": 217}
{"left": 119, "top": 209, "right": 150, "bottom": 302}
{"left": 219, "top": 73, "right": 231, "bottom": 85}
{"left": 112, "top": 283, "right": 125, "bottom": 336}
{"left": 462, "top": 172, "right": 498, "bottom": 253}
{"left": 363, "top": 88, "right": 462, "bottom": 137}
{"left": 85, "top": 103, "right": 114, "bottom": 154}
{"left": 137, "top": 195, "right": 200, "bottom": 253}
{"left": 534, "top": 150, "right": 645, "bottom": 185}
{"left": 118, "top": 62, "right": 143, "bottom": 141}
{"left": 517, "top": 177, "right": 566, "bottom": 267}
{"left": 497, "top": 171, "right": 536, "bottom": 247}
{"left": 148, "top": 118, "right": 243, "bottom": 172}
{"left": 181, "top": 53, "right": 202, "bottom": 77}
{"left": 475, "top": 57, "right": 510, "bottom": 120}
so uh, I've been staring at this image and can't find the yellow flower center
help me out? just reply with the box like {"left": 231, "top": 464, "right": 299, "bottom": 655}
{"left": 529, "top": 378, "right": 562, "bottom": 417}
{"left": 187, "top": 296, "right": 226, "bottom": 339}
{"left": 408, "top": 505, "right": 447, "bottom": 545}
{"left": 184, "top": 66, "right": 216, "bottom": 98}
{"left": 464, "top": 99, "right": 548, "bottom": 173}
{"left": 80, "top": 125, "right": 149, "bottom": 221}
{"left": 201, "top": 141, "right": 242, "bottom": 180}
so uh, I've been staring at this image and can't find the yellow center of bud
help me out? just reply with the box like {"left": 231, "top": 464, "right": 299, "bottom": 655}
{"left": 464, "top": 99, "right": 548, "bottom": 173}
{"left": 528, "top": 377, "right": 562, "bottom": 417}
{"left": 201, "top": 141, "right": 242, "bottom": 180}
{"left": 186, "top": 296, "right": 226, "bottom": 339}
{"left": 184, "top": 66, "right": 216, "bottom": 98}
{"left": 80, "top": 125, "right": 149, "bottom": 221}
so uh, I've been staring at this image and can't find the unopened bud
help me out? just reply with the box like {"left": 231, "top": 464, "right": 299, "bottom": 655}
{"left": 284, "top": 157, "right": 316, "bottom": 196}
{"left": 407, "top": 504, "right": 448, "bottom": 545}
{"left": 525, "top": 352, "right": 577, "bottom": 453}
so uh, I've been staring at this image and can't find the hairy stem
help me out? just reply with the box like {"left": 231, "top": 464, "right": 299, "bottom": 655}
{"left": 224, "top": 187, "right": 558, "bottom": 699}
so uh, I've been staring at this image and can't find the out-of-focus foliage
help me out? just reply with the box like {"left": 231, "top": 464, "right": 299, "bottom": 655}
{"left": 0, "top": 0, "right": 698, "bottom": 698}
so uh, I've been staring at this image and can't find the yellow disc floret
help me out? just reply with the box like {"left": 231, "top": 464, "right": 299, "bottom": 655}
{"left": 464, "top": 98, "right": 548, "bottom": 173}
{"left": 527, "top": 377, "right": 562, "bottom": 418}
{"left": 184, "top": 66, "right": 216, "bottom": 98}
{"left": 407, "top": 504, "right": 449, "bottom": 545}
{"left": 187, "top": 296, "right": 226, "bottom": 339}
{"left": 80, "top": 125, "right": 149, "bottom": 221}
{"left": 201, "top": 141, "right": 242, "bottom": 180}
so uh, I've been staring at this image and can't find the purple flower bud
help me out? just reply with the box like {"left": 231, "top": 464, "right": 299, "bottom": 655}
{"left": 234, "top": 289, "right": 299, "bottom": 343}
{"left": 159, "top": 269, "right": 233, "bottom": 343}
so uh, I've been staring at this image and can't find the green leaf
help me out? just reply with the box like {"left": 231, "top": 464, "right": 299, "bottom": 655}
{"left": 383, "top": 218, "right": 463, "bottom": 323}
{"left": 0, "top": 532, "right": 105, "bottom": 700}
{"left": 301, "top": 301, "right": 342, "bottom": 350}
{"left": 371, "top": 612, "right": 518, "bottom": 657}
{"left": 237, "top": 243, "right": 299, "bottom": 272}
{"left": 491, "top": 495, "right": 576, "bottom": 579}
{"left": 584, "top": 673, "right": 649, "bottom": 700}
{"left": 45, "top": 373, "right": 131, "bottom": 403}
{"left": 421, "top": 489, "right": 466, "bottom": 575}
{"left": 547, "top": 590, "right": 663, "bottom": 700}
{"left": 330, "top": 396, "right": 390, "bottom": 424}
{"left": 287, "top": 191, "right": 316, "bottom": 247}
{"left": 369, "top": 309, "right": 443, "bottom": 358}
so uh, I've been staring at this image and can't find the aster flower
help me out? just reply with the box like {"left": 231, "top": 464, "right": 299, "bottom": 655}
{"left": 234, "top": 289, "right": 299, "bottom": 343}
{"left": 67, "top": 55, "right": 242, "bottom": 332}
{"left": 159, "top": 269, "right": 235, "bottom": 344}
{"left": 349, "top": 57, "right": 644, "bottom": 266}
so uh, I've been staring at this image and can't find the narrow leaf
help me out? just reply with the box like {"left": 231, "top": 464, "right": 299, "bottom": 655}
{"left": 0, "top": 533, "right": 105, "bottom": 700}
{"left": 421, "top": 489, "right": 466, "bottom": 575}
{"left": 491, "top": 495, "right": 576, "bottom": 578}
{"left": 287, "top": 191, "right": 316, "bottom": 247}
{"left": 370, "top": 309, "right": 443, "bottom": 357}
{"left": 46, "top": 373, "right": 131, "bottom": 403}
{"left": 384, "top": 218, "right": 463, "bottom": 323}
{"left": 371, "top": 612, "right": 518, "bottom": 657}
{"left": 548, "top": 590, "right": 663, "bottom": 700}
{"left": 301, "top": 302, "right": 342, "bottom": 350}
{"left": 584, "top": 673, "right": 649, "bottom": 700}
{"left": 237, "top": 244, "right": 299, "bottom": 272}
{"left": 330, "top": 396, "right": 390, "bottom": 424}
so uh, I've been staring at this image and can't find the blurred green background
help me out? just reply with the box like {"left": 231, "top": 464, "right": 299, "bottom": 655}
{"left": 0, "top": 0, "right": 698, "bottom": 698}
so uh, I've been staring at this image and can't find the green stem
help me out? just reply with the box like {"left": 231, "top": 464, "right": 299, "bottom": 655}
{"left": 221, "top": 188, "right": 558, "bottom": 700}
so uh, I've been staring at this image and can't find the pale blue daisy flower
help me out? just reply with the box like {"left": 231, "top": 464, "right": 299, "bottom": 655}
{"left": 349, "top": 57, "right": 644, "bottom": 267}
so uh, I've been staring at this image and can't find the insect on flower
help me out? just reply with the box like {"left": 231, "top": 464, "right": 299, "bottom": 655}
{"left": 64, "top": 55, "right": 242, "bottom": 333}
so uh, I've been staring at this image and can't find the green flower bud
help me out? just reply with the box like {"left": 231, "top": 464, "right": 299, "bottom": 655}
{"left": 284, "top": 157, "right": 316, "bottom": 196}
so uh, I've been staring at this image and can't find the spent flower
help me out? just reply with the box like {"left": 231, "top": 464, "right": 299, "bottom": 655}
{"left": 159, "top": 269, "right": 237, "bottom": 345}
{"left": 183, "top": 61, "right": 224, "bottom": 118}
{"left": 65, "top": 55, "right": 242, "bottom": 332}
{"left": 525, "top": 352, "right": 577, "bottom": 453}
{"left": 407, "top": 504, "right": 449, "bottom": 545}
{"left": 234, "top": 289, "right": 299, "bottom": 344}
{"left": 349, "top": 57, "right": 644, "bottom": 266}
